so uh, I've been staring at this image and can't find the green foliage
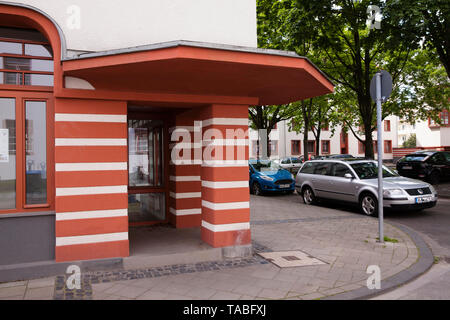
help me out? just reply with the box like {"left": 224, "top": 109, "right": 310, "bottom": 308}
{"left": 256, "top": 0, "right": 449, "bottom": 159}
{"left": 402, "top": 134, "right": 417, "bottom": 148}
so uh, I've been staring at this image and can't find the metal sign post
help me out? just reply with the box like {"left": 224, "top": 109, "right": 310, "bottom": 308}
{"left": 370, "top": 70, "right": 392, "bottom": 244}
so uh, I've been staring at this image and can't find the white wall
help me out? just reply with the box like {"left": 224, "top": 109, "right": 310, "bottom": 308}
{"left": 4, "top": 0, "right": 257, "bottom": 52}
{"left": 249, "top": 115, "right": 399, "bottom": 160}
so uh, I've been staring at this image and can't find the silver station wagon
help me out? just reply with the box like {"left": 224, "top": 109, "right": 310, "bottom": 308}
{"left": 295, "top": 159, "right": 438, "bottom": 216}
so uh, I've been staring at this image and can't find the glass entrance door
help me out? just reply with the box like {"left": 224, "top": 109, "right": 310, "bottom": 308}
{"left": 128, "top": 116, "right": 168, "bottom": 225}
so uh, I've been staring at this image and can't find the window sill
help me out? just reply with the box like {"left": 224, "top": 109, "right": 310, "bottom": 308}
{"left": 0, "top": 210, "right": 55, "bottom": 219}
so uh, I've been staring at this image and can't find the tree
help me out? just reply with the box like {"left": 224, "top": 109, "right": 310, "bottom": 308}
{"left": 248, "top": 105, "right": 295, "bottom": 158}
{"left": 402, "top": 134, "right": 416, "bottom": 148}
{"left": 280, "top": 0, "right": 449, "bottom": 158}
{"left": 386, "top": 0, "right": 450, "bottom": 78}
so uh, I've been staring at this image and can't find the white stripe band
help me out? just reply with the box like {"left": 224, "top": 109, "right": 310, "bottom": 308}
{"left": 55, "top": 113, "right": 126, "bottom": 123}
{"left": 169, "top": 176, "right": 201, "bottom": 182}
{"left": 56, "top": 185, "right": 128, "bottom": 196}
{"left": 202, "top": 139, "right": 248, "bottom": 146}
{"left": 55, "top": 162, "right": 127, "bottom": 172}
{"left": 202, "top": 118, "right": 248, "bottom": 127}
{"left": 169, "top": 192, "right": 202, "bottom": 199}
{"left": 169, "top": 208, "right": 202, "bottom": 216}
{"left": 202, "top": 200, "right": 249, "bottom": 210}
{"left": 169, "top": 142, "right": 202, "bottom": 149}
{"left": 201, "top": 221, "right": 250, "bottom": 232}
{"left": 201, "top": 181, "right": 249, "bottom": 189}
{"left": 56, "top": 232, "right": 128, "bottom": 246}
{"left": 55, "top": 138, "right": 127, "bottom": 146}
{"left": 56, "top": 209, "right": 128, "bottom": 221}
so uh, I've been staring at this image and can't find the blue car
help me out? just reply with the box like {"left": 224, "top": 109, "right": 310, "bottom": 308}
{"left": 249, "top": 159, "right": 295, "bottom": 195}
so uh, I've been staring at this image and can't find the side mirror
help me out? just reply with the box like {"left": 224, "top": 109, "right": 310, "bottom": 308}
{"left": 344, "top": 173, "right": 353, "bottom": 179}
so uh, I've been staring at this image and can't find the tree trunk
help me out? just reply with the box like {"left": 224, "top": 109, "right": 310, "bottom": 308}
{"left": 364, "top": 124, "right": 374, "bottom": 159}
{"left": 315, "top": 128, "right": 321, "bottom": 156}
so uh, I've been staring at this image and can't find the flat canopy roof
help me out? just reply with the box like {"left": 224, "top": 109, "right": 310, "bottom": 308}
{"left": 62, "top": 41, "right": 334, "bottom": 105}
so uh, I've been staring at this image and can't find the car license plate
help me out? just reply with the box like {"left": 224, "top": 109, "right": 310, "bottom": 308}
{"left": 402, "top": 166, "right": 412, "bottom": 170}
{"left": 280, "top": 184, "right": 290, "bottom": 188}
{"left": 415, "top": 196, "right": 433, "bottom": 204}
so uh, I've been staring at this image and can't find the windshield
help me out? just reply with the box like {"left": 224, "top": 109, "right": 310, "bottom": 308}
{"left": 350, "top": 162, "right": 399, "bottom": 180}
{"left": 251, "top": 160, "right": 281, "bottom": 172}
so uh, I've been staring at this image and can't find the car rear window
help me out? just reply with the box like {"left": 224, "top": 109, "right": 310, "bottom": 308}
{"left": 444, "top": 152, "right": 450, "bottom": 162}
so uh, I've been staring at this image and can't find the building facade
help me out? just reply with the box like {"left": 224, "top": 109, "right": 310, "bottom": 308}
{"left": 250, "top": 115, "right": 399, "bottom": 161}
{"left": 0, "top": 1, "right": 333, "bottom": 272}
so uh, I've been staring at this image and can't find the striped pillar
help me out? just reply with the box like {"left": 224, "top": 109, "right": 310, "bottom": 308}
{"left": 54, "top": 99, "right": 129, "bottom": 262}
{"left": 168, "top": 115, "right": 202, "bottom": 228}
{"left": 200, "top": 105, "right": 251, "bottom": 247}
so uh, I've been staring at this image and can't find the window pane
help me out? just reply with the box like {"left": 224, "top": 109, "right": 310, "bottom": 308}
{"left": 24, "top": 74, "right": 53, "bottom": 86}
{"left": 0, "top": 98, "right": 16, "bottom": 209}
{"left": 0, "top": 72, "right": 23, "bottom": 85}
{"left": 1, "top": 56, "right": 53, "bottom": 72}
{"left": 128, "top": 193, "right": 165, "bottom": 222}
{"left": 0, "top": 41, "right": 22, "bottom": 54}
{"left": 25, "top": 101, "right": 47, "bottom": 205}
{"left": 128, "top": 119, "right": 164, "bottom": 187}
{"left": 24, "top": 44, "right": 52, "bottom": 57}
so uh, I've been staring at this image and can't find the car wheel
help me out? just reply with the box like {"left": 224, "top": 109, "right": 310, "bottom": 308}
{"left": 252, "top": 182, "right": 262, "bottom": 196}
{"left": 360, "top": 193, "right": 378, "bottom": 217}
{"left": 302, "top": 186, "right": 316, "bottom": 205}
{"left": 428, "top": 171, "right": 440, "bottom": 185}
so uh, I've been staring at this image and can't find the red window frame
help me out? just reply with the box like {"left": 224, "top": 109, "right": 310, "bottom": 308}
{"left": 321, "top": 140, "right": 330, "bottom": 154}
{"left": 0, "top": 37, "right": 54, "bottom": 88}
{"left": 429, "top": 110, "right": 449, "bottom": 128}
{"left": 307, "top": 140, "right": 316, "bottom": 155}
{"left": 384, "top": 140, "right": 392, "bottom": 153}
{"left": 291, "top": 140, "right": 301, "bottom": 155}
{"left": 0, "top": 90, "right": 55, "bottom": 214}
{"left": 384, "top": 120, "right": 391, "bottom": 132}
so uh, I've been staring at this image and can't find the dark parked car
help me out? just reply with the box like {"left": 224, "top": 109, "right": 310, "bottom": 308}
{"left": 396, "top": 150, "right": 450, "bottom": 184}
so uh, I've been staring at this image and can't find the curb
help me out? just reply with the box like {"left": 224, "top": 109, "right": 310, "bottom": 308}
{"left": 322, "top": 221, "right": 434, "bottom": 300}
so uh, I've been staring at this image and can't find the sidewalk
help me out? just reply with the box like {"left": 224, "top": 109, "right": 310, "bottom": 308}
{"left": 0, "top": 194, "right": 430, "bottom": 300}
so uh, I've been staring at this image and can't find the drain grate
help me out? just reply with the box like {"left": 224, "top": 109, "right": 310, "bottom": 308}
{"left": 258, "top": 250, "right": 327, "bottom": 268}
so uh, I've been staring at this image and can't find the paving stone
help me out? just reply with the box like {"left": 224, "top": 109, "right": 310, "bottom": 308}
{"left": 257, "top": 288, "right": 289, "bottom": 299}
{"left": 185, "top": 287, "right": 217, "bottom": 299}
{"left": 27, "top": 277, "right": 56, "bottom": 289}
{"left": 23, "top": 286, "right": 54, "bottom": 300}
{"left": 209, "top": 291, "right": 242, "bottom": 300}
{"left": 232, "top": 284, "right": 263, "bottom": 297}
{"left": 136, "top": 290, "right": 168, "bottom": 300}
{"left": 0, "top": 285, "right": 26, "bottom": 299}
{"left": 114, "top": 285, "right": 149, "bottom": 299}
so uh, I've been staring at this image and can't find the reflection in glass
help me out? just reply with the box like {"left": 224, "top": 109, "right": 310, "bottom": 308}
{"left": 1, "top": 56, "right": 53, "bottom": 72}
{"left": 0, "top": 41, "right": 22, "bottom": 54}
{"left": 24, "top": 44, "right": 52, "bottom": 57}
{"left": 128, "top": 119, "right": 164, "bottom": 187}
{"left": 0, "top": 98, "right": 16, "bottom": 209}
{"left": 128, "top": 193, "right": 165, "bottom": 222}
{"left": 0, "top": 72, "right": 23, "bottom": 85}
{"left": 25, "top": 101, "right": 47, "bottom": 205}
{"left": 24, "top": 74, "right": 53, "bottom": 86}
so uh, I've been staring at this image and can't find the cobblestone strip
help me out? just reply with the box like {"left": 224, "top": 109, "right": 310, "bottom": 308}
{"left": 53, "top": 241, "right": 273, "bottom": 300}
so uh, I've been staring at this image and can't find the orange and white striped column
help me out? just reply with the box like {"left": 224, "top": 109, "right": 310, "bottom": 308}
{"left": 169, "top": 114, "right": 202, "bottom": 228}
{"left": 200, "top": 105, "right": 251, "bottom": 247}
{"left": 54, "top": 99, "right": 129, "bottom": 262}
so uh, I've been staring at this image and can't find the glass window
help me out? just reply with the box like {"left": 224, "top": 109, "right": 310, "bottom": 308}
{"left": 0, "top": 41, "right": 22, "bottom": 54}
{"left": 250, "top": 160, "right": 281, "bottom": 172}
{"left": 24, "top": 74, "right": 53, "bottom": 86}
{"left": 0, "top": 98, "right": 16, "bottom": 210}
{"left": 331, "top": 163, "right": 352, "bottom": 177}
{"left": 281, "top": 158, "right": 290, "bottom": 164}
{"left": 24, "top": 44, "right": 52, "bottom": 57}
{"left": 313, "top": 162, "right": 331, "bottom": 175}
{"left": 350, "top": 162, "right": 398, "bottom": 179}
{"left": 1, "top": 56, "right": 53, "bottom": 72}
{"left": 25, "top": 101, "right": 47, "bottom": 205}
{"left": 0, "top": 72, "right": 23, "bottom": 85}
{"left": 128, "top": 119, "right": 164, "bottom": 187}
{"left": 128, "top": 193, "right": 165, "bottom": 222}
{"left": 300, "top": 162, "right": 316, "bottom": 174}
